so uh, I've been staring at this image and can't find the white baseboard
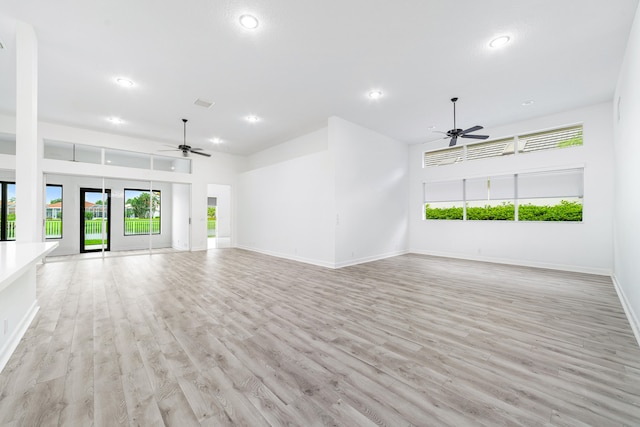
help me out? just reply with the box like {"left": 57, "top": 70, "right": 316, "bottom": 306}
{"left": 235, "top": 246, "right": 336, "bottom": 268}
{"left": 235, "top": 246, "right": 408, "bottom": 269}
{"left": 334, "top": 250, "right": 410, "bottom": 269}
{"left": 612, "top": 274, "right": 640, "bottom": 348}
{"left": 409, "top": 250, "right": 611, "bottom": 276}
{"left": 0, "top": 301, "right": 39, "bottom": 374}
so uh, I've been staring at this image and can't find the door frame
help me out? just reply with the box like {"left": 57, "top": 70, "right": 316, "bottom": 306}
{"left": 80, "top": 187, "right": 111, "bottom": 253}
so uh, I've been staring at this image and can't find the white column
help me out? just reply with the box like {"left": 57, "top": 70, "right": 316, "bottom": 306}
{"left": 15, "top": 21, "right": 41, "bottom": 243}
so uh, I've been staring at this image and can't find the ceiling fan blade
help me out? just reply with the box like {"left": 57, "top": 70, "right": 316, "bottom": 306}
{"left": 158, "top": 149, "right": 180, "bottom": 152}
{"left": 460, "top": 125, "right": 483, "bottom": 135}
{"left": 461, "top": 134, "right": 489, "bottom": 140}
{"left": 190, "top": 147, "right": 204, "bottom": 151}
{"left": 190, "top": 150, "right": 212, "bottom": 157}
{"left": 449, "top": 135, "right": 458, "bottom": 147}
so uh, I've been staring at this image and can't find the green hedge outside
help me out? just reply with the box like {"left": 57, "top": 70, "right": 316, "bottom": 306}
{"left": 425, "top": 200, "right": 582, "bottom": 221}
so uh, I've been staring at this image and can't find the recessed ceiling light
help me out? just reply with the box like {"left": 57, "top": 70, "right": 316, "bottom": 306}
{"left": 522, "top": 100, "right": 535, "bottom": 106}
{"left": 246, "top": 115, "right": 260, "bottom": 123}
{"left": 239, "top": 14, "right": 259, "bottom": 29}
{"left": 107, "top": 117, "right": 124, "bottom": 124}
{"left": 489, "top": 35, "right": 511, "bottom": 48}
{"left": 368, "top": 90, "right": 383, "bottom": 100}
{"left": 210, "top": 137, "right": 223, "bottom": 144}
{"left": 115, "top": 78, "right": 134, "bottom": 87}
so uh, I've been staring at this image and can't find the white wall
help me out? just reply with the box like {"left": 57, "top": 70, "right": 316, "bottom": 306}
{"left": 172, "top": 183, "right": 190, "bottom": 251}
{"left": 409, "top": 102, "right": 614, "bottom": 275}
{"left": 237, "top": 119, "right": 410, "bottom": 268}
{"left": 236, "top": 127, "right": 336, "bottom": 267}
{"left": 613, "top": 3, "right": 640, "bottom": 343}
{"left": 330, "top": 117, "right": 409, "bottom": 267}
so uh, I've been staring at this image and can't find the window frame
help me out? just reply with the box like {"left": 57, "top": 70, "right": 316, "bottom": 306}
{"left": 423, "top": 167, "right": 584, "bottom": 222}
{"left": 123, "top": 188, "right": 161, "bottom": 236}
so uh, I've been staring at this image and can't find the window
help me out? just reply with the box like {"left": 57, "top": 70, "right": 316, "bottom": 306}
{"left": 465, "top": 175, "right": 515, "bottom": 220}
{"left": 424, "top": 146, "right": 463, "bottom": 167}
{"left": 43, "top": 140, "right": 192, "bottom": 173}
{"left": 423, "top": 125, "right": 583, "bottom": 168}
{"left": 124, "top": 189, "right": 161, "bottom": 235}
{"left": 45, "top": 184, "right": 63, "bottom": 238}
{"left": 517, "top": 168, "right": 583, "bottom": 221}
{"left": 519, "top": 126, "right": 583, "bottom": 154}
{"left": 424, "top": 180, "right": 464, "bottom": 220}
{"left": 466, "top": 138, "right": 515, "bottom": 161}
{"left": 0, "top": 181, "right": 16, "bottom": 241}
{"left": 424, "top": 168, "right": 583, "bottom": 222}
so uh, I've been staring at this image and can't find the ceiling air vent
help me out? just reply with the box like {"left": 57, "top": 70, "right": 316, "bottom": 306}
{"left": 194, "top": 98, "right": 214, "bottom": 109}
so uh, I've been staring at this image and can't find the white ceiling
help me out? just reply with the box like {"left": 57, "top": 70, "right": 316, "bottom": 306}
{"left": 0, "top": 0, "right": 638, "bottom": 155}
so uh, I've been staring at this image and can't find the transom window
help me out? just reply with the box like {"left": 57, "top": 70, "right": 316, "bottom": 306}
{"left": 424, "top": 125, "right": 583, "bottom": 167}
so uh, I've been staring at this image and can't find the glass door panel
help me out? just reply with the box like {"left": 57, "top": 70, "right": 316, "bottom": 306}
{"left": 80, "top": 188, "right": 110, "bottom": 252}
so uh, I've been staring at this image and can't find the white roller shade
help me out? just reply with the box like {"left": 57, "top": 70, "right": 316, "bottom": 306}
{"left": 465, "top": 177, "right": 488, "bottom": 201}
{"left": 424, "top": 180, "right": 463, "bottom": 202}
{"left": 518, "top": 168, "right": 584, "bottom": 199}
{"left": 489, "top": 175, "right": 515, "bottom": 200}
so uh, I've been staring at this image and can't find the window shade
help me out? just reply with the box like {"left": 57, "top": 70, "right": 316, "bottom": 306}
{"left": 489, "top": 175, "right": 515, "bottom": 200}
{"left": 424, "top": 180, "right": 463, "bottom": 202}
{"left": 465, "top": 178, "right": 488, "bottom": 201}
{"left": 518, "top": 168, "right": 584, "bottom": 198}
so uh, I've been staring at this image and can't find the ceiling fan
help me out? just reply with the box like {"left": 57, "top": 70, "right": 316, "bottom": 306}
{"left": 160, "top": 119, "right": 211, "bottom": 157}
{"left": 436, "top": 97, "right": 489, "bottom": 147}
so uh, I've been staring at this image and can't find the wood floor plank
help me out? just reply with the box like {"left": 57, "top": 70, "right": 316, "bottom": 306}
{"left": 1, "top": 250, "right": 640, "bottom": 425}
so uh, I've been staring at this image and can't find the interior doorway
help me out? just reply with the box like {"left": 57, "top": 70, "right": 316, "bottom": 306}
{"left": 207, "top": 184, "right": 231, "bottom": 249}
{"left": 207, "top": 196, "right": 217, "bottom": 249}
{"left": 80, "top": 188, "right": 111, "bottom": 253}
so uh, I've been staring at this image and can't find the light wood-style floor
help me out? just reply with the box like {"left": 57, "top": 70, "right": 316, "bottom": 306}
{"left": 1, "top": 250, "right": 639, "bottom": 426}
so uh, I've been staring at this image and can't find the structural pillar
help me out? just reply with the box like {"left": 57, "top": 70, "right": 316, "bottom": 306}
{"left": 15, "top": 21, "right": 41, "bottom": 242}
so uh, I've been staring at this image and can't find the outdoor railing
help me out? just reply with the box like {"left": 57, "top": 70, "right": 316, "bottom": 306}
{"left": 124, "top": 218, "right": 160, "bottom": 235}
{"left": 46, "top": 220, "right": 62, "bottom": 238}
{"left": 6, "top": 220, "right": 15, "bottom": 240}
{"left": 6, "top": 218, "right": 194, "bottom": 240}
{"left": 6, "top": 220, "right": 61, "bottom": 240}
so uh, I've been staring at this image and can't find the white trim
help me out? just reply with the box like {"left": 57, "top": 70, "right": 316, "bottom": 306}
{"left": 235, "top": 246, "right": 409, "bottom": 269}
{"left": 235, "top": 246, "right": 336, "bottom": 268}
{"left": 612, "top": 274, "right": 640, "bottom": 348}
{"left": 410, "top": 249, "right": 611, "bottom": 276}
{"left": 333, "top": 250, "right": 409, "bottom": 269}
{"left": 0, "top": 301, "right": 39, "bottom": 373}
